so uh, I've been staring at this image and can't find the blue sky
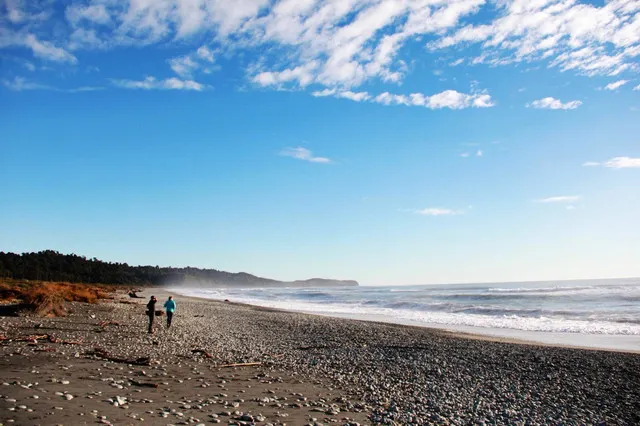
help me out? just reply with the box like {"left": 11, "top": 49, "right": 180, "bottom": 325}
{"left": 1, "top": 0, "right": 639, "bottom": 285}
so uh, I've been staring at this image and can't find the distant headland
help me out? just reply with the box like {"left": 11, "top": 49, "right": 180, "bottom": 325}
{"left": 0, "top": 250, "right": 358, "bottom": 288}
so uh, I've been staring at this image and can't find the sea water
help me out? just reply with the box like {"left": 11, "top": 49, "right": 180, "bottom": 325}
{"left": 170, "top": 278, "right": 640, "bottom": 351}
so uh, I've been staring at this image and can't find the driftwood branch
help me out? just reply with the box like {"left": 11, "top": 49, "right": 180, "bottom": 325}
{"left": 191, "top": 349, "right": 213, "bottom": 358}
{"left": 0, "top": 334, "right": 82, "bottom": 345}
{"left": 129, "top": 379, "right": 159, "bottom": 388}
{"left": 214, "top": 362, "right": 262, "bottom": 368}
{"left": 86, "top": 347, "right": 151, "bottom": 366}
{"left": 98, "top": 321, "right": 121, "bottom": 328}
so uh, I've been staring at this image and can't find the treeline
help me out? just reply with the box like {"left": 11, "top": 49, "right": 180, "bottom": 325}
{"left": 0, "top": 250, "right": 278, "bottom": 286}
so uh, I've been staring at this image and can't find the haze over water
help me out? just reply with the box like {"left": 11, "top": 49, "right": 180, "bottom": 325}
{"left": 173, "top": 278, "right": 640, "bottom": 352}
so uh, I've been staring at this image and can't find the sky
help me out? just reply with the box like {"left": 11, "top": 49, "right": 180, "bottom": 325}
{"left": 1, "top": 0, "right": 640, "bottom": 286}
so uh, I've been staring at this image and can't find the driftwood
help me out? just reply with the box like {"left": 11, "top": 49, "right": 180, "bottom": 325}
{"left": 0, "top": 334, "right": 82, "bottom": 345}
{"left": 128, "top": 291, "right": 144, "bottom": 299}
{"left": 214, "top": 362, "right": 262, "bottom": 368}
{"left": 191, "top": 349, "right": 213, "bottom": 358}
{"left": 129, "top": 379, "right": 159, "bottom": 388}
{"left": 297, "top": 345, "right": 330, "bottom": 350}
{"left": 98, "top": 320, "right": 121, "bottom": 328}
{"left": 87, "top": 347, "right": 151, "bottom": 366}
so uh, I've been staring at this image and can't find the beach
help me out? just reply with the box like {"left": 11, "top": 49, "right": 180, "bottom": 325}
{"left": 1, "top": 289, "right": 639, "bottom": 426}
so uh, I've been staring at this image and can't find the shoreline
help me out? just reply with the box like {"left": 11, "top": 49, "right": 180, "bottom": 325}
{"left": 1, "top": 287, "right": 639, "bottom": 425}
{"left": 167, "top": 288, "right": 640, "bottom": 355}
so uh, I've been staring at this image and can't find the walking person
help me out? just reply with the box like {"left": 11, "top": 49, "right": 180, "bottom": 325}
{"left": 146, "top": 295, "right": 157, "bottom": 334}
{"left": 164, "top": 296, "right": 176, "bottom": 328}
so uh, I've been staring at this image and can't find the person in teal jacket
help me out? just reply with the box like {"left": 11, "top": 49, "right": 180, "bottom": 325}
{"left": 163, "top": 296, "right": 176, "bottom": 328}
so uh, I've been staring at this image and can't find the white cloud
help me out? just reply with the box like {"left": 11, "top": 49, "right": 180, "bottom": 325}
{"left": 416, "top": 208, "right": 463, "bottom": 216}
{"left": 280, "top": 147, "right": 331, "bottom": 164}
{"left": 460, "top": 149, "right": 484, "bottom": 158}
{"left": 2, "top": 77, "right": 104, "bottom": 93}
{"left": 69, "top": 86, "right": 104, "bottom": 93}
{"left": 65, "top": 4, "right": 111, "bottom": 26}
{"left": 633, "top": 84, "right": 640, "bottom": 91}
{"left": 24, "top": 35, "right": 77, "bottom": 63}
{"left": 3, "top": 0, "right": 640, "bottom": 98}
{"left": 312, "top": 89, "right": 371, "bottom": 102}
{"left": 603, "top": 157, "right": 640, "bottom": 169}
{"left": 168, "top": 46, "right": 217, "bottom": 78}
{"left": 429, "top": 0, "right": 640, "bottom": 77}
{"left": 583, "top": 157, "right": 640, "bottom": 168}
{"left": 537, "top": 196, "right": 582, "bottom": 203}
{"left": 312, "top": 88, "right": 494, "bottom": 109}
{"left": 253, "top": 62, "right": 318, "bottom": 88}
{"left": 196, "top": 46, "right": 215, "bottom": 63}
{"left": 604, "top": 80, "right": 629, "bottom": 90}
{"left": 169, "top": 55, "right": 198, "bottom": 77}
{"left": 2, "top": 76, "right": 51, "bottom": 91}
{"left": 111, "top": 76, "right": 206, "bottom": 91}
{"left": 3, "top": 0, "right": 49, "bottom": 23}
{"left": 527, "top": 97, "right": 582, "bottom": 110}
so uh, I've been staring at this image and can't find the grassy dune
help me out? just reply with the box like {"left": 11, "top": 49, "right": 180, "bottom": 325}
{"left": 0, "top": 278, "right": 115, "bottom": 316}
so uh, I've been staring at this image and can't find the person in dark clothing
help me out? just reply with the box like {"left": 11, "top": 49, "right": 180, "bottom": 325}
{"left": 146, "top": 295, "right": 157, "bottom": 334}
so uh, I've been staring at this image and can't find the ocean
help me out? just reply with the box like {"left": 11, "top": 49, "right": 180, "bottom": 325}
{"left": 170, "top": 278, "right": 640, "bottom": 352}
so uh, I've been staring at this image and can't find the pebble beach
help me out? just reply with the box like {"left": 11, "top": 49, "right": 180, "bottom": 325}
{"left": 0, "top": 289, "right": 638, "bottom": 425}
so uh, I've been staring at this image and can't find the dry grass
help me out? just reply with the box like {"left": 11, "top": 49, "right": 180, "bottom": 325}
{"left": 0, "top": 279, "right": 115, "bottom": 317}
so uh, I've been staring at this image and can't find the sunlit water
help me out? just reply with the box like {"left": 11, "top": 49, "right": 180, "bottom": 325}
{"left": 170, "top": 278, "right": 640, "bottom": 352}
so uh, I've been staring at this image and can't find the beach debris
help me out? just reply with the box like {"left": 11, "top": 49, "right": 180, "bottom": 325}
{"left": 129, "top": 379, "right": 159, "bottom": 388}
{"left": 0, "top": 334, "right": 82, "bottom": 345}
{"left": 191, "top": 349, "right": 213, "bottom": 359}
{"left": 86, "top": 347, "right": 151, "bottom": 366}
{"left": 128, "top": 290, "right": 144, "bottom": 298}
{"left": 98, "top": 321, "right": 121, "bottom": 328}
{"left": 214, "top": 362, "right": 262, "bottom": 368}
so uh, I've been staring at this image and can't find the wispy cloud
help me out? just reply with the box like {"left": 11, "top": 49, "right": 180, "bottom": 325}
{"left": 2, "top": 0, "right": 640, "bottom": 100}
{"left": 634, "top": 85, "right": 640, "bottom": 91}
{"left": 604, "top": 80, "right": 629, "bottom": 91}
{"left": 168, "top": 46, "right": 217, "bottom": 78}
{"left": 429, "top": 1, "right": 640, "bottom": 77}
{"left": 111, "top": 76, "right": 206, "bottom": 91}
{"left": 312, "top": 88, "right": 371, "bottom": 102}
{"left": 2, "top": 76, "right": 106, "bottom": 93}
{"left": 68, "top": 86, "right": 104, "bottom": 93}
{"left": 583, "top": 157, "right": 640, "bottom": 169}
{"left": 24, "top": 34, "right": 77, "bottom": 64}
{"left": 415, "top": 208, "right": 463, "bottom": 216}
{"left": 312, "top": 88, "right": 494, "bottom": 110}
{"left": 527, "top": 97, "right": 582, "bottom": 110}
{"left": 280, "top": 147, "right": 331, "bottom": 164}
{"left": 536, "top": 196, "right": 582, "bottom": 203}
{"left": 2, "top": 76, "right": 52, "bottom": 91}
{"left": 460, "top": 149, "right": 483, "bottom": 158}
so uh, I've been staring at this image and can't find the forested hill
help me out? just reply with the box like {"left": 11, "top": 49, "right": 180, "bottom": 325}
{"left": 0, "top": 251, "right": 358, "bottom": 288}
